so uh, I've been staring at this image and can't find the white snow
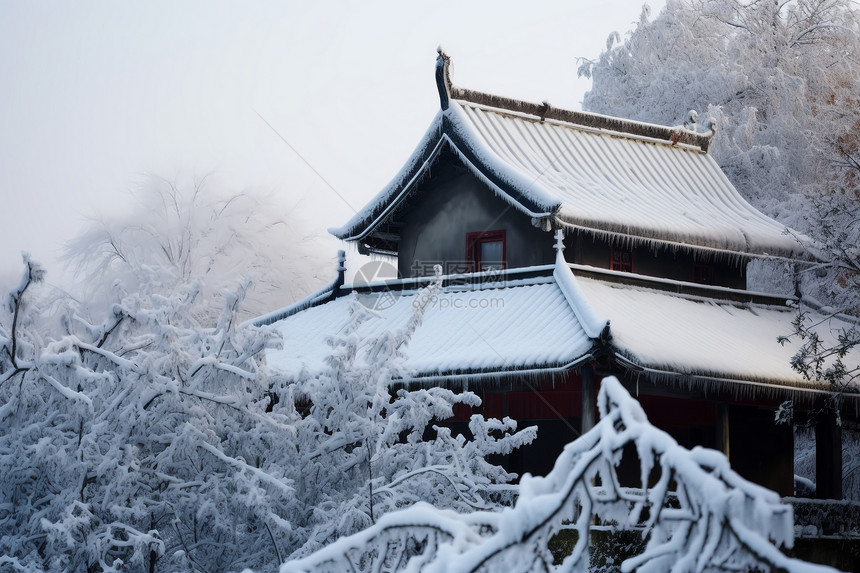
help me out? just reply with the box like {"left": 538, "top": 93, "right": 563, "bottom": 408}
{"left": 267, "top": 278, "right": 594, "bottom": 380}
{"left": 456, "top": 100, "right": 804, "bottom": 257}
{"left": 443, "top": 102, "right": 562, "bottom": 213}
{"left": 553, "top": 247, "right": 608, "bottom": 339}
{"left": 280, "top": 377, "right": 840, "bottom": 573}
{"left": 331, "top": 94, "right": 805, "bottom": 259}
{"left": 577, "top": 275, "right": 860, "bottom": 391}
{"left": 267, "top": 262, "right": 860, "bottom": 395}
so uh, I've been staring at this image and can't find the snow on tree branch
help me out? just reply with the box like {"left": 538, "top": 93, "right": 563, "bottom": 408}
{"left": 1, "top": 254, "right": 45, "bottom": 372}
{"left": 283, "top": 267, "right": 536, "bottom": 560}
{"left": 1, "top": 258, "right": 535, "bottom": 571}
{"left": 282, "top": 377, "right": 841, "bottom": 573}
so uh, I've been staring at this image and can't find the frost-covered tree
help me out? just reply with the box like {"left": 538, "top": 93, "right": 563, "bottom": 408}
{"left": 580, "top": 0, "right": 860, "bottom": 456}
{"left": 579, "top": 0, "right": 860, "bottom": 229}
{"left": 0, "top": 256, "right": 289, "bottom": 572}
{"left": 0, "top": 260, "right": 532, "bottom": 572}
{"left": 283, "top": 268, "right": 536, "bottom": 559}
{"left": 63, "top": 175, "right": 330, "bottom": 324}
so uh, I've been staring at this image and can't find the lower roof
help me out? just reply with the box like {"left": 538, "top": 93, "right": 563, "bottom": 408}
{"left": 576, "top": 275, "right": 856, "bottom": 392}
{"left": 263, "top": 260, "right": 859, "bottom": 397}
{"left": 265, "top": 274, "right": 595, "bottom": 381}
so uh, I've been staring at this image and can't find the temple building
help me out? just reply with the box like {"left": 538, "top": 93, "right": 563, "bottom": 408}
{"left": 258, "top": 52, "right": 859, "bottom": 505}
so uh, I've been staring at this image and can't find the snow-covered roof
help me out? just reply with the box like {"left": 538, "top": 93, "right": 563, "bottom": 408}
{"left": 265, "top": 270, "right": 597, "bottom": 381}
{"left": 575, "top": 272, "right": 860, "bottom": 392}
{"left": 332, "top": 53, "right": 804, "bottom": 259}
{"left": 264, "top": 259, "right": 858, "bottom": 396}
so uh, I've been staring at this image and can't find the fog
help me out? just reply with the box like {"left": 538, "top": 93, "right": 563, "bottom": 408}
{"left": 1, "top": 0, "right": 662, "bottom": 289}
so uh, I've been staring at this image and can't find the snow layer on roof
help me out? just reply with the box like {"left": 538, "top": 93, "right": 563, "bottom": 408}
{"left": 330, "top": 108, "right": 560, "bottom": 241}
{"left": 332, "top": 97, "right": 802, "bottom": 257}
{"left": 452, "top": 101, "right": 802, "bottom": 257}
{"left": 576, "top": 276, "right": 860, "bottom": 390}
{"left": 553, "top": 249, "right": 608, "bottom": 339}
{"left": 266, "top": 281, "right": 594, "bottom": 380}
{"left": 443, "top": 104, "right": 561, "bottom": 214}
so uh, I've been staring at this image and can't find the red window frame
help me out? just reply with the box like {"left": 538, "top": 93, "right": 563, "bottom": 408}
{"left": 466, "top": 230, "right": 507, "bottom": 272}
{"left": 610, "top": 245, "right": 633, "bottom": 273}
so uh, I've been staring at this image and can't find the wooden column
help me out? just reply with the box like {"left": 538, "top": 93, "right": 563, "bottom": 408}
{"left": 716, "top": 402, "right": 730, "bottom": 461}
{"left": 815, "top": 407, "right": 843, "bottom": 500}
{"left": 581, "top": 364, "right": 595, "bottom": 433}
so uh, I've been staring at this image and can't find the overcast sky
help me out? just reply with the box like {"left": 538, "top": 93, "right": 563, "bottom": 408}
{"left": 1, "top": 0, "right": 664, "bottom": 288}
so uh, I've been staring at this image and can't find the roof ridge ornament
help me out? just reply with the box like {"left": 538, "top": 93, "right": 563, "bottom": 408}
{"left": 684, "top": 109, "right": 698, "bottom": 131}
{"left": 435, "top": 47, "right": 453, "bottom": 110}
{"left": 554, "top": 228, "right": 565, "bottom": 259}
{"left": 539, "top": 101, "right": 551, "bottom": 123}
{"left": 334, "top": 249, "right": 346, "bottom": 293}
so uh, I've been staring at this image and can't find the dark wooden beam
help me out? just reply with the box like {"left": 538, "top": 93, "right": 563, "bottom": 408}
{"left": 816, "top": 405, "right": 843, "bottom": 500}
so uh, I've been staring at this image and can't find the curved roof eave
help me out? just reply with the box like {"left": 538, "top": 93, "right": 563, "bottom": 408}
{"left": 329, "top": 105, "right": 561, "bottom": 243}
{"left": 554, "top": 219, "right": 810, "bottom": 262}
{"left": 612, "top": 352, "right": 859, "bottom": 403}
{"left": 329, "top": 111, "right": 445, "bottom": 241}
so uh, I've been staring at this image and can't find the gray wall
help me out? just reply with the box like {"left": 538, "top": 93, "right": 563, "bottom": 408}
{"left": 397, "top": 162, "right": 554, "bottom": 277}
{"left": 395, "top": 156, "right": 747, "bottom": 289}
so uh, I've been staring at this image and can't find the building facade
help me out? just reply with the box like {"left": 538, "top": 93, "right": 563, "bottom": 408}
{"left": 260, "top": 52, "right": 859, "bottom": 504}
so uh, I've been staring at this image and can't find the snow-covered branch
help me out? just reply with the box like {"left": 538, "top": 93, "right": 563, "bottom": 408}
{"left": 374, "top": 465, "right": 496, "bottom": 511}
{"left": 40, "top": 373, "right": 93, "bottom": 412}
{"left": 1, "top": 256, "right": 535, "bottom": 572}
{"left": 282, "top": 377, "right": 840, "bottom": 573}
{"left": 197, "top": 440, "right": 295, "bottom": 498}
{"left": 3, "top": 255, "right": 45, "bottom": 371}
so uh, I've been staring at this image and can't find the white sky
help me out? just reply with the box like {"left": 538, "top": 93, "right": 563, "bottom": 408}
{"left": 0, "top": 0, "right": 664, "bottom": 288}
